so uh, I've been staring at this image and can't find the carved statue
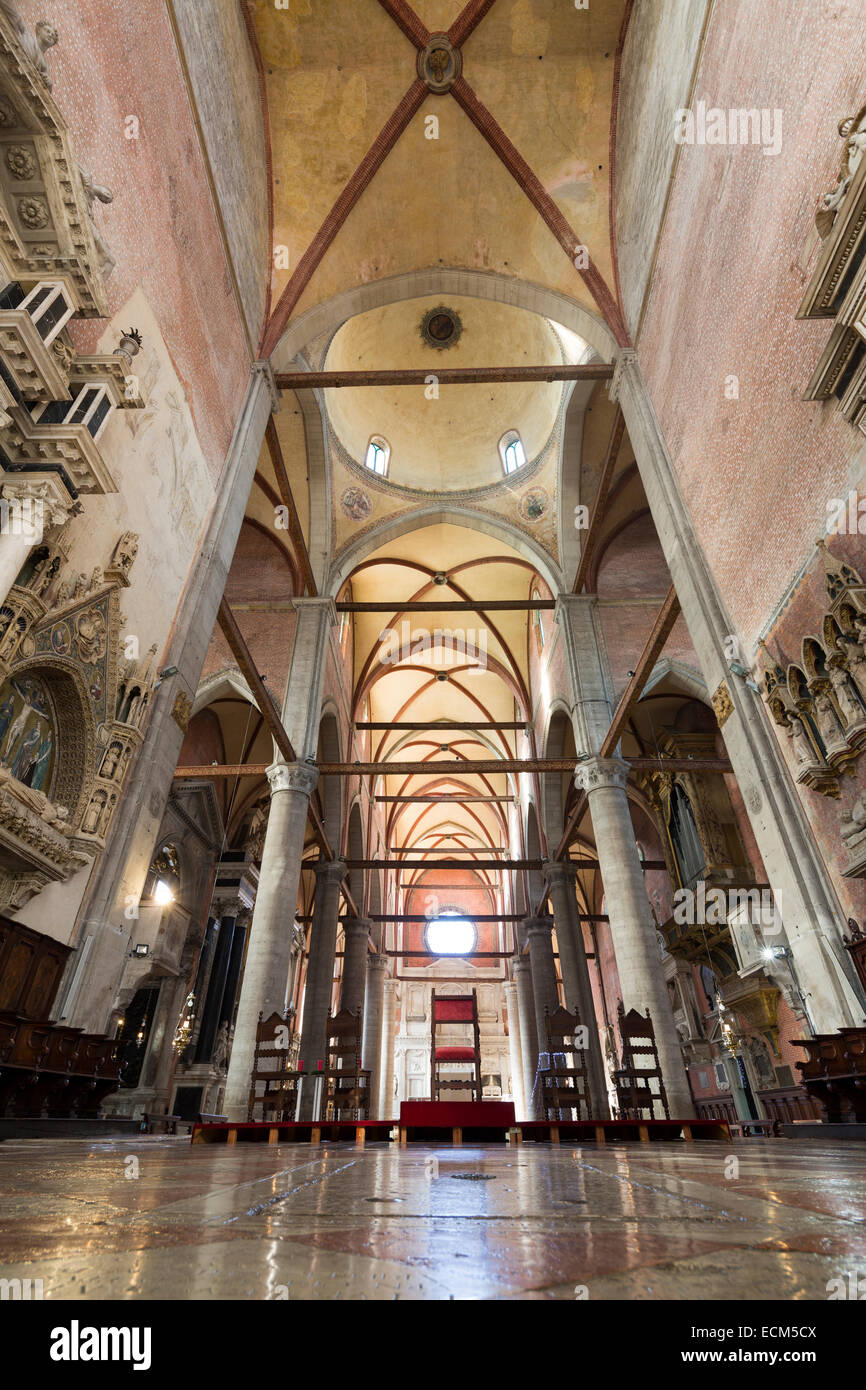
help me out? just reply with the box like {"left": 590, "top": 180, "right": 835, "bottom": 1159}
{"left": 212, "top": 1021, "right": 229, "bottom": 1071}
{"left": 817, "top": 107, "right": 866, "bottom": 237}
{"left": 89, "top": 565, "right": 103, "bottom": 594}
{"left": 814, "top": 688, "right": 845, "bottom": 749}
{"left": 840, "top": 791, "right": 866, "bottom": 843}
{"left": 829, "top": 659, "right": 865, "bottom": 727}
{"left": 245, "top": 800, "right": 268, "bottom": 862}
{"left": 81, "top": 792, "right": 104, "bottom": 835}
{"left": 78, "top": 167, "right": 116, "bottom": 279}
{"left": 109, "top": 532, "right": 139, "bottom": 579}
{"left": 31, "top": 555, "right": 60, "bottom": 599}
{"left": 0, "top": 3, "right": 58, "bottom": 89}
{"left": 788, "top": 713, "right": 815, "bottom": 769}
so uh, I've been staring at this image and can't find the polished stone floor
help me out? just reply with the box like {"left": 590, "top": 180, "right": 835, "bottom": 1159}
{"left": 0, "top": 1136, "right": 864, "bottom": 1300}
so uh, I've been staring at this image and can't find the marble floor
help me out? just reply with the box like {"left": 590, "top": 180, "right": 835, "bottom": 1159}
{"left": 0, "top": 1136, "right": 864, "bottom": 1300}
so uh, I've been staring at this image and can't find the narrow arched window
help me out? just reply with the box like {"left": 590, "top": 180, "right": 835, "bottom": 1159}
{"left": 364, "top": 435, "right": 389, "bottom": 476}
{"left": 499, "top": 430, "right": 526, "bottom": 475}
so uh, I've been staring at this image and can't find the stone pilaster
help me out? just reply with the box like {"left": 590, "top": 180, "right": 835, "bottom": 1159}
{"left": 580, "top": 754, "right": 694, "bottom": 1116}
{"left": 379, "top": 975, "right": 398, "bottom": 1121}
{"left": 223, "top": 759, "right": 319, "bottom": 1120}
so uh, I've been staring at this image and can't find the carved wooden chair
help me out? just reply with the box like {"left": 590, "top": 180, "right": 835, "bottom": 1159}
{"left": 430, "top": 989, "right": 482, "bottom": 1102}
{"left": 613, "top": 1001, "right": 670, "bottom": 1120}
{"left": 323, "top": 1008, "right": 370, "bottom": 1121}
{"left": 247, "top": 1010, "right": 298, "bottom": 1122}
{"left": 539, "top": 1004, "right": 594, "bottom": 1121}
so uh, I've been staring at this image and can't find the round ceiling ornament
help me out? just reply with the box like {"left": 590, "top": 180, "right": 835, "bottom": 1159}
{"left": 418, "top": 34, "right": 461, "bottom": 94}
{"left": 420, "top": 305, "right": 462, "bottom": 350}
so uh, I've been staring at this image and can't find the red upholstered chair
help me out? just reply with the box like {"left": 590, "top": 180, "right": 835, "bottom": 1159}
{"left": 430, "top": 989, "right": 482, "bottom": 1102}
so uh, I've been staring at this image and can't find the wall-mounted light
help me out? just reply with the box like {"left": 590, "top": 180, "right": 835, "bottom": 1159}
{"left": 728, "top": 660, "right": 761, "bottom": 694}
{"left": 158, "top": 665, "right": 178, "bottom": 679}
{"left": 130, "top": 943, "right": 149, "bottom": 958}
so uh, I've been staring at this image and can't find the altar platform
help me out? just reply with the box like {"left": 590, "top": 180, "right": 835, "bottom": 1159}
{"left": 190, "top": 1100, "right": 729, "bottom": 1146}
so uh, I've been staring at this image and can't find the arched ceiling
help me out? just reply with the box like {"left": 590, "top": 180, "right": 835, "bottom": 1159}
{"left": 249, "top": 0, "right": 632, "bottom": 357}
{"left": 324, "top": 294, "right": 571, "bottom": 491}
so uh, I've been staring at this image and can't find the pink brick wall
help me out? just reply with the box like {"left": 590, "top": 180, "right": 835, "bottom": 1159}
{"left": 638, "top": 0, "right": 866, "bottom": 652}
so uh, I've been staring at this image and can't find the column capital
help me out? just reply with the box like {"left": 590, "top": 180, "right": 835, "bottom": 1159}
{"left": 366, "top": 953, "right": 390, "bottom": 974}
{"left": 523, "top": 915, "right": 554, "bottom": 942}
{"left": 313, "top": 856, "right": 347, "bottom": 884}
{"left": 554, "top": 591, "right": 599, "bottom": 622}
{"left": 511, "top": 956, "right": 530, "bottom": 977}
{"left": 266, "top": 758, "right": 319, "bottom": 798}
{"left": 291, "top": 595, "right": 338, "bottom": 626}
{"left": 343, "top": 915, "right": 371, "bottom": 938}
{"left": 252, "top": 359, "right": 281, "bottom": 414}
{"left": 575, "top": 754, "right": 629, "bottom": 793}
{"left": 1, "top": 473, "right": 76, "bottom": 533}
{"left": 608, "top": 347, "right": 638, "bottom": 404}
{"left": 544, "top": 859, "right": 578, "bottom": 886}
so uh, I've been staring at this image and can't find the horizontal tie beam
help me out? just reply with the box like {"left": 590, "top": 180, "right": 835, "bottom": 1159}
{"left": 172, "top": 756, "right": 732, "bottom": 779}
{"left": 275, "top": 364, "right": 614, "bottom": 390}
{"left": 347, "top": 858, "right": 542, "bottom": 870}
{"left": 337, "top": 600, "right": 555, "bottom": 612}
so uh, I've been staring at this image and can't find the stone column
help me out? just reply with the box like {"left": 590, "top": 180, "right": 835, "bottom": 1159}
{"left": 545, "top": 861, "right": 610, "bottom": 1118}
{"left": 379, "top": 975, "right": 397, "bottom": 1120}
{"left": 362, "top": 955, "right": 388, "bottom": 1118}
{"left": 0, "top": 475, "right": 73, "bottom": 603}
{"left": 503, "top": 979, "right": 525, "bottom": 1120}
{"left": 513, "top": 955, "right": 539, "bottom": 1119}
{"left": 150, "top": 974, "right": 190, "bottom": 1112}
{"left": 612, "top": 349, "right": 864, "bottom": 1030}
{"left": 581, "top": 754, "right": 694, "bottom": 1116}
{"left": 223, "top": 758, "right": 319, "bottom": 1120}
{"left": 525, "top": 916, "right": 560, "bottom": 1051}
{"left": 63, "top": 366, "right": 274, "bottom": 1033}
{"left": 297, "top": 858, "right": 346, "bottom": 1116}
{"left": 340, "top": 916, "right": 370, "bottom": 1016}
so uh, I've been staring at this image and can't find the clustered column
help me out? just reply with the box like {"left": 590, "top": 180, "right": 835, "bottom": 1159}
{"left": 544, "top": 861, "right": 610, "bottom": 1119}
{"left": 581, "top": 755, "right": 694, "bottom": 1116}
{"left": 223, "top": 758, "right": 318, "bottom": 1120}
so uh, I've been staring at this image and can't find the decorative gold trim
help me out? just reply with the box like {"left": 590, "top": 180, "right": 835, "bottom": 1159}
{"left": 711, "top": 680, "right": 734, "bottom": 728}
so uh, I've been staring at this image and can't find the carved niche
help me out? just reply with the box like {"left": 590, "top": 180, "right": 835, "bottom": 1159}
{"left": 0, "top": 530, "right": 157, "bottom": 909}
{"left": 760, "top": 541, "right": 866, "bottom": 804}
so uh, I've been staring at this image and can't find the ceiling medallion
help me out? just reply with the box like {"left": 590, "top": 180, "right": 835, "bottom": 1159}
{"left": 420, "top": 305, "right": 462, "bottom": 350}
{"left": 418, "top": 34, "right": 461, "bottom": 94}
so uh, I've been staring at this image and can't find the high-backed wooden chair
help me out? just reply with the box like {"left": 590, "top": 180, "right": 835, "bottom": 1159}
{"left": 323, "top": 1008, "right": 370, "bottom": 1121}
{"left": 430, "top": 989, "right": 482, "bottom": 1102}
{"left": 247, "top": 1010, "right": 298, "bottom": 1122}
{"left": 539, "top": 1004, "right": 594, "bottom": 1121}
{"left": 613, "top": 1002, "right": 670, "bottom": 1120}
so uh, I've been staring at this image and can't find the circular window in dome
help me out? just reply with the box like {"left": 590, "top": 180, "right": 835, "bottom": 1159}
{"left": 420, "top": 305, "right": 462, "bottom": 350}
{"left": 425, "top": 910, "right": 476, "bottom": 956}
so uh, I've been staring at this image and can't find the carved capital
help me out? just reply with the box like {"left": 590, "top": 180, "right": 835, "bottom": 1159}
{"left": 290, "top": 595, "right": 338, "bottom": 627}
{"left": 366, "top": 953, "right": 390, "bottom": 974}
{"left": 608, "top": 348, "right": 638, "bottom": 404}
{"left": 544, "top": 860, "right": 577, "bottom": 887}
{"left": 343, "top": 915, "right": 371, "bottom": 939}
{"left": 252, "top": 359, "right": 280, "bottom": 414}
{"left": 523, "top": 915, "right": 554, "bottom": 943}
{"left": 575, "top": 754, "right": 629, "bottom": 793}
{"left": 267, "top": 758, "right": 319, "bottom": 798}
{"left": 313, "top": 856, "right": 347, "bottom": 885}
{"left": 1, "top": 475, "right": 75, "bottom": 533}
